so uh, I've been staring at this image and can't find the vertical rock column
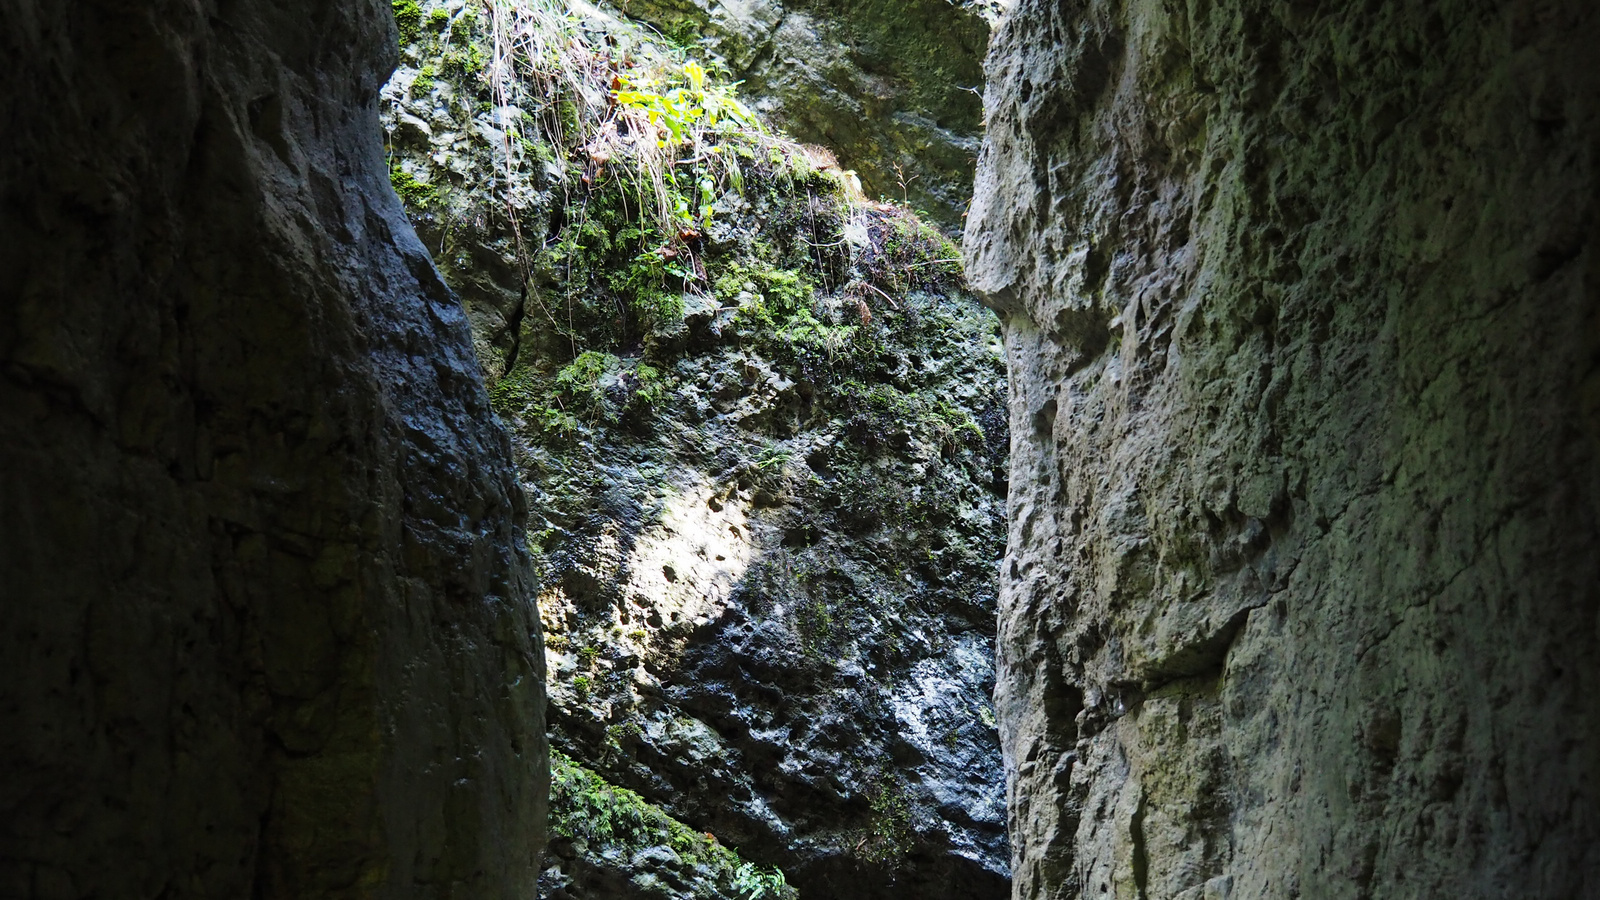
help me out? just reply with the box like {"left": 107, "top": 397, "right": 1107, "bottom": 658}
{"left": 966, "top": 1, "right": 1599, "bottom": 898}
{"left": 0, "top": 1, "right": 545, "bottom": 897}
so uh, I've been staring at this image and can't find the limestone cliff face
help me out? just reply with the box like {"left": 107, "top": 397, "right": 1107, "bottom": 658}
{"left": 616, "top": 0, "right": 1000, "bottom": 225}
{"left": 381, "top": 4, "right": 1010, "bottom": 896}
{"left": 0, "top": 1, "right": 545, "bottom": 897}
{"left": 966, "top": 1, "right": 1600, "bottom": 898}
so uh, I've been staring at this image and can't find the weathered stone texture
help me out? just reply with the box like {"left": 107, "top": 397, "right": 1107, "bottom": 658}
{"left": 616, "top": 0, "right": 1000, "bottom": 225}
{"left": 966, "top": 1, "right": 1600, "bottom": 898}
{"left": 382, "top": 7, "right": 1010, "bottom": 896}
{"left": 0, "top": 1, "right": 544, "bottom": 897}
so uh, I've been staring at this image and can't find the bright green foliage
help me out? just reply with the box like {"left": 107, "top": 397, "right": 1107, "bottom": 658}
{"left": 447, "top": 6, "right": 477, "bottom": 40}
{"left": 554, "top": 351, "right": 615, "bottom": 408}
{"left": 411, "top": 62, "right": 436, "bottom": 93}
{"left": 392, "top": 0, "right": 423, "bottom": 44}
{"left": 571, "top": 675, "right": 593, "bottom": 699}
{"left": 548, "top": 751, "right": 792, "bottom": 899}
{"left": 440, "top": 42, "right": 486, "bottom": 78}
{"left": 388, "top": 168, "right": 438, "bottom": 207}
{"left": 615, "top": 61, "right": 760, "bottom": 148}
{"left": 489, "top": 350, "right": 673, "bottom": 437}
{"left": 732, "top": 861, "right": 789, "bottom": 900}
{"left": 715, "top": 263, "right": 812, "bottom": 312}
{"left": 631, "top": 363, "right": 668, "bottom": 407}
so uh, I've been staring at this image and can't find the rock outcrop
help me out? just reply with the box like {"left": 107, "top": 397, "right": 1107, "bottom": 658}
{"left": 1, "top": 1, "right": 546, "bottom": 897}
{"left": 381, "top": 3, "right": 1010, "bottom": 896}
{"left": 615, "top": 0, "right": 1001, "bottom": 226}
{"left": 967, "top": 1, "right": 1600, "bottom": 898}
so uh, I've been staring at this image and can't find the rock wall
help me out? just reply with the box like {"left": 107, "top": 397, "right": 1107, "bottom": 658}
{"left": 381, "top": 4, "right": 1011, "bottom": 896}
{"left": 616, "top": 0, "right": 1000, "bottom": 225}
{"left": 0, "top": 1, "right": 545, "bottom": 897}
{"left": 966, "top": 1, "right": 1600, "bottom": 898}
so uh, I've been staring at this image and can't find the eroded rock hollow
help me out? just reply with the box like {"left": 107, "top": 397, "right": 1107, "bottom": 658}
{"left": 966, "top": 1, "right": 1600, "bottom": 897}
{"left": 1, "top": 1, "right": 546, "bottom": 896}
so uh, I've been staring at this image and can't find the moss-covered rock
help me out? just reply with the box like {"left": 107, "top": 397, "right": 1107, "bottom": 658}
{"left": 545, "top": 751, "right": 796, "bottom": 899}
{"left": 615, "top": 0, "right": 1000, "bottom": 226}
{"left": 382, "top": 2, "right": 1010, "bottom": 897}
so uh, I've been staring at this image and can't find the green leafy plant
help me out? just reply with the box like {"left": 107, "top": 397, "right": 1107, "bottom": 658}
{"left": 861, "top": 779, "right": 916, "bottom": 864}
{"left": 554, "top": 350, "right": 617, "bottom": 413}
{"left": 607, "top": 61, "right": 761, "bottom": 234}
{"left": 389, "top": 167, "right": 439, "bottom": 207}
{"left": 615, "top": 61, "right": 759, "bottom": 148}
{"left": 732, "top": 861, "right": 788, "bottom": 900}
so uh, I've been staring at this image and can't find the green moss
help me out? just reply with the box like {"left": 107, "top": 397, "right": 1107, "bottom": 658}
{"left": 448, "top": 6, "right": 478, "bottom": 41}
{"left": 630, "top": 363, "right": 668, "bottom": 408}
{"left": 714, "top": 263, "right": 812, "bottom": 311}
{"left": 549, "top": 751, "right": 791, "bottom": 895}
{"left": 389, "top": 168, "right": 439, "bottom": 208}
{"left": 610, "top": 251, "right": 688, "bottom": 336}
{"left": 488, "top": 365, "right": 540, "bottom": 416}
{"left": 555, "top": 350, "right": 616, "bottom": 412}
{"left": 392, "top": 0, "right": 423, "bottom": 45}
{"left": 441, "top": 43, "right": 486, "bottom": 79}
{"left": 412, "top": 62, "right": 436, "bottom": 94}
{"left": 871, "top": 211, "right": 964, "bottom": 291}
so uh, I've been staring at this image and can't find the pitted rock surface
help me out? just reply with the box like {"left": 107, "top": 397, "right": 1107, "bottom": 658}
{"left": 1, "top": 1, "right": 545, "bottom": 896}
{"left": 966, "top": 1, "right": 1600, "bottom": 898}
{"left": 380, "top": 4, "right": 1011, "bottom": 895}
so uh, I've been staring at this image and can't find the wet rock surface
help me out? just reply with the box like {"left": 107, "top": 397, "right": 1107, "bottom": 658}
{"left": 1, "top": 0, "right": 545, "bottom": 896}
{"left": 967, "top": 1, "right": 1600, "bottom": 898}
{"left": 381, "top": 3, "right": 1011, "bottom": 896}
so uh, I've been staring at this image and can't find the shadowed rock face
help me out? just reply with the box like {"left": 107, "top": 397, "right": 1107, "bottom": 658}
{"left": 0, "top": 1, "right": 545, "bottom": 897}
{"left": 966, "top": 1, "right": 1600, "bottom": 898}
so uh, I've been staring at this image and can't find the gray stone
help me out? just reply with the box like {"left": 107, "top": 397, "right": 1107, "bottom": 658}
{"left": 0, "top": 0, "right": 546, "bottom": 896}
{"left": 966, "top": 1, "right": 1600, "bottom": 898}
{"left": 617, "top": 0, "right": 1001, "bottom": 226}
{"left": 382, "top": 5, "right": 1012, "bottom": 894}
